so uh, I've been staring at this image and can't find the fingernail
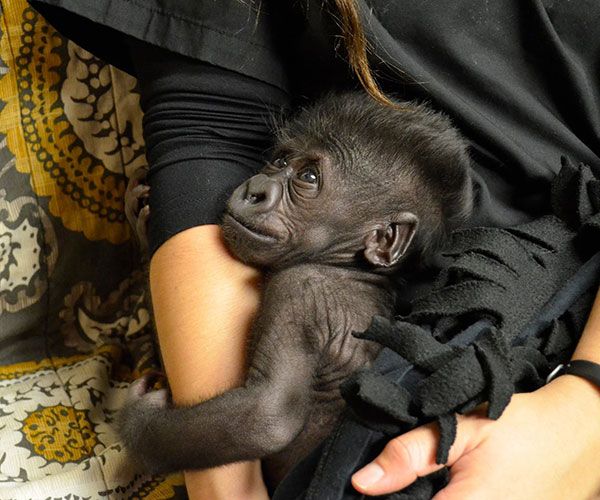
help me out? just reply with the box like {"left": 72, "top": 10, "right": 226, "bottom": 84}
{"left": 352, "top": 463, "right": 385, "bottom": 489}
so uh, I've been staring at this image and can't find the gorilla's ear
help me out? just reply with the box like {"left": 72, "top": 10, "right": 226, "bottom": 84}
{"left": 363, "top": 213, "right": 418, "bottom": 268}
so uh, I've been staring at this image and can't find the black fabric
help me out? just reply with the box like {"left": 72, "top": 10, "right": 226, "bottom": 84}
{"left": 360, "top": 0, "right": 600, "bottom": 236}
{"left": 28, "top": 0, "right": 290, "bottom": 90}
{"left": 272, "top": 159, "right": 600, "bottom": 499}
{"left": 128, "top": 41, "right": 290, "bottom": 253}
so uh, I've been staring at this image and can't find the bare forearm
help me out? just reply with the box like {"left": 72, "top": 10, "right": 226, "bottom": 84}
{"left": 149, "top": 224, "right": 267, "bottom": 499}
{"left": 150, "top": 224, "right": 260, "bottom": 399}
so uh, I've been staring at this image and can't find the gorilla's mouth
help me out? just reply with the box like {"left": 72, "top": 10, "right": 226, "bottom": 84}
{"left": 224, "top": 213, "right": 278, "bottom": 242}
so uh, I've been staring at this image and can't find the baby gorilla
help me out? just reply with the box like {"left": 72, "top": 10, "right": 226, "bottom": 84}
{"left": 118, "top": 92, "right": 472, "bottom": 485}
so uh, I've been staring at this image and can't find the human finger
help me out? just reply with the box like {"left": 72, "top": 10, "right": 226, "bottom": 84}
{"left": 351, "top": 414, "right": 489, "bottom": 496}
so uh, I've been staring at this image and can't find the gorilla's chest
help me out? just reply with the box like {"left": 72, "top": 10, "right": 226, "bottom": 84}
{"left": 262, "top": 343, "right": 381, "bottom": 488}
{"left": 259, "top": 266, "right": 391, "bottom": 487}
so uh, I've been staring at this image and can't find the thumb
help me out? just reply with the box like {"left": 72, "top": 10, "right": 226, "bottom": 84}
{"left": 351, "top": 415, "right": 487, "bottom": 496}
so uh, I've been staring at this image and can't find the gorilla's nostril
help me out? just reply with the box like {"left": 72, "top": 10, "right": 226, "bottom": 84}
{"left": 246, "top": 193, "right": 266, "bottom": 204}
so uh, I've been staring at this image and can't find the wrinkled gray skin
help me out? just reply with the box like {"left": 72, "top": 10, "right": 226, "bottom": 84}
{"left": 118, "top": 92, "right": 472, "bottom": 486}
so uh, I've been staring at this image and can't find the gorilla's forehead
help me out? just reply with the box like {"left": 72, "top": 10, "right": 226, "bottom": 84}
{"left": 276, "top": 133, "right": 400, "bottom": 180}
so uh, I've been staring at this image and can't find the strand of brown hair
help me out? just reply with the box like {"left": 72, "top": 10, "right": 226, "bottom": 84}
{"left": 330, "top": 0, "right": 398, "bottom": 107}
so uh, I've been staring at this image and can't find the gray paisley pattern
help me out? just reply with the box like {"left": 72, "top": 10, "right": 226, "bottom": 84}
{"left": 0, "top": 1, "right": 186, "bottom": 497}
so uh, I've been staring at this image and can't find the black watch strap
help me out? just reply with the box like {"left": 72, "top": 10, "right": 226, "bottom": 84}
{"left": 546, "top": 360, "right": 600, "bottom": 388}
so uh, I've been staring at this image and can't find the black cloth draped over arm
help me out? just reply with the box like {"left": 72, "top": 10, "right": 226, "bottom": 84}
{"left": 128, "top": 41, "right": 289, "bottom": 253}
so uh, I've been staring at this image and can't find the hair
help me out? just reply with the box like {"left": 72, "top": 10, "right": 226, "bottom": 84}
{"left": 246, "top": 0, "right": 393, "bottom": 106}
{"left": 329, "top": 0, "right": 394, "bottom": 107}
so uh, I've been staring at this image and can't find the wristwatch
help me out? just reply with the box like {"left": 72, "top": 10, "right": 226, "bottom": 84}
{"left": 546, "top": 360, "right": 600, "bottom": 388}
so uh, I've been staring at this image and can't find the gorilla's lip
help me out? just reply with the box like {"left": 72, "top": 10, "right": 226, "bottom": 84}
{"left": 224, "top": 213, "right": 278, "bottom": 242}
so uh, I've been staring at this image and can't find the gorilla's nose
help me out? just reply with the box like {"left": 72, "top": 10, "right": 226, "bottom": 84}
{"left": 238, "top": 174, "right": 282, "bottom": 214}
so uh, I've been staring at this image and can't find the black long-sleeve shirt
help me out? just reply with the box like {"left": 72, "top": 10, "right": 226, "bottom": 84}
{"left": 128, "top": 41, "right": 289, "bottom": 253}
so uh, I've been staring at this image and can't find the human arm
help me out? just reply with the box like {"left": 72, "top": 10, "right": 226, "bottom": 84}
{"left": 351, "top": 286, "right": 600, "bottom": 499}
{"left": 149, "top": 225, "right": 267, "bottom": 499}
{"left": 129, "top": 41, "right": 289, "bottom": 498}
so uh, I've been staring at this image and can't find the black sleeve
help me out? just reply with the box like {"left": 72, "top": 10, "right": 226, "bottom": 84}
{"left": 128, "top": 41, "right": 290, "bottom": 254}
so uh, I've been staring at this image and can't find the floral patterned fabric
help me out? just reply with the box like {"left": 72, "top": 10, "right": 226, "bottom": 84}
{"left": 0, "top": 1, "right": 186, "bottom": 497}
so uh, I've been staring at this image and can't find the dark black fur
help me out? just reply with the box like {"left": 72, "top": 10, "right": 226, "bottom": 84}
{"left": 118, "top": 92, "right": 472, "bottom": 486}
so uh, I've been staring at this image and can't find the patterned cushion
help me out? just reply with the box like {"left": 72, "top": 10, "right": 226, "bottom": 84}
{"left": 0, "top": 1, "right": 185, "bottom": 496}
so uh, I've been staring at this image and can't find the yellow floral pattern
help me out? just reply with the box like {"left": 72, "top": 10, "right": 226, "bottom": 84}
{"left": 21, "top": 404, "right": 99, "bottom": 463}
{"left": 0, "top": 2, "right": 146, "bottom": 244}
{"left": 0, "top": 344, "right": 120, "bottom": 381}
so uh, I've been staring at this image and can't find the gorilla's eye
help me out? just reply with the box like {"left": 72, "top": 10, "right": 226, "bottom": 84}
{"left": 297, "top": 167, "right": 319, "bottom": 184}
{"left": 272, "top": 157, "right": 288, "bottom": 169}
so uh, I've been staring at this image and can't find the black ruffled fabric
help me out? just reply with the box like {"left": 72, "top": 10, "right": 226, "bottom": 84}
{"left": 274, "top": 158, "right": 600, "bottom": 500}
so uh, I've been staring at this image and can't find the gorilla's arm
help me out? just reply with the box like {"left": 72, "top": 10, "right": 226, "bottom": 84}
{"left": 119, "top": 320, "right": 317, "bottom": 474}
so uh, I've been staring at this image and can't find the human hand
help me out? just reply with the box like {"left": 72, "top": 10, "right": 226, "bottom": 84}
{"left": 351, "top": 375, "right": 600, "bottom": 499}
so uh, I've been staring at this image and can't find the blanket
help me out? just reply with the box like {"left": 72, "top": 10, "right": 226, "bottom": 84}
{"left": 0, "top": 1, "right": 185, "bottom": 497}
